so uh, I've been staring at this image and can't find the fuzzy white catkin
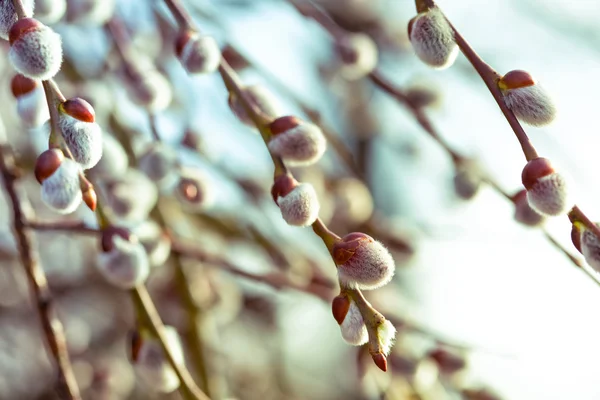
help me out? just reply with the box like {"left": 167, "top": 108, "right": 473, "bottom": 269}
{"left": 132, "top": 220, "right": 171, "bottom": 268}
{"left": 0, "top": 0, "right": 34, "bottom": 40}
{"left": 502, "top": 84, "right": 556, "bottom": 127}
{"left": 337, "top": 239, "right": 395, "bottom": 290}
{"left": 88, "top": 133, "right": 128, "bottom": 178}
{"left": 58, "top": 113, "right": 103, "bottom": 169}
{"left": 66, "top": 0, "right": 115, "bottom": 25}
{"left": 377, "top": 320, "right": 397, "bottom": 356}
{"left": 9, "top": 24, "right": 63, "bottom": 80}
{"left": 41, "top": 158, "right": 83, "bottom": 214}
{"left": 135, "top": 326, "right": 183, "bottom": 393}
{"left": 268, "top": 122, "right": 327, "bottom": 166}
{"left": 16, "top": 88, "right": 50, "bottom": 127}
{"left": 97, "top": 235, "right": 150, "bottom": 289}
{"left": 340, "top": 299, "right": 368, "bottom": 345}
{"left": 582, "top": 226, "right": 600, "bottom": 273}
{"left": 526, "top": 173, "right": 572, "bottom": 216}
{"left": 138, "top": 143, "right": 178, "bottom": 189}
{"left": 179, "top": 34, "right": 221, "bottom": 75}
{"left": 338, "top": 33, "right": 378, "bottom": 80}
{"left": 277, "top": 183, "right": 320, "bottom": 227}
{"left": 128, "top": 69, "right": 172, "bottom": 112}
{"left": 35, "top": 0, "right": 67, "bottom": 24}
{"left": 103, "top": 169, "right": 159, "bottom": 227}
{"left": 409, "top": 7, "right": 458, "bottom": 69}
{"left": 230, "top": 85, "right": 283, "bottom": 127}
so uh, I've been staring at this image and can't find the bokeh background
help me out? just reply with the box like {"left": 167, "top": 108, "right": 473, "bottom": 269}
{"left": 2, "top": 0, "right": 600, "bottom": 399}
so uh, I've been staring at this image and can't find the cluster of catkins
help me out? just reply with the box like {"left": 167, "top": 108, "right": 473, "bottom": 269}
{"left": 408, "top": 6, "right": 575, "bottom": 220}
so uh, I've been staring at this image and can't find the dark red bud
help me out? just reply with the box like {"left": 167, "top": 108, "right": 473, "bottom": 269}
{"left": 332, "top": 232, "right": 373, "bottom": 265}
{"left": 499, "top": 70, "right": 536, "bottom": 90}
{"left": 332, "top": 294, "right": 350, "bottom": 325}
{"left": 59, "top": 98, "right": 95, "bottom": 123}
{"left": 571, "top": 224, "right": 582, "bottom": 254}
{"left": 128, "top": 329, "right": 142, "bottom": 362}
{"left": 521, "top": 157, "right": 554, "bottom": 190}
{"left": 178, "top": 177, "right": 202, "bottom": 204}
{"left": 101, "top": 226, "right": 134, "bottom": 252}
{"left": 221, "top": 45, "right": 250, "bottom": 71}
{"left": 175, "top": 30, "right": 196, "bottom": 58}
{"left": 428, "top": 348, "right": 466, "bottom": 374}
{"left": 9, "top": 18, "right": 43, "bottom": 45}
{"left": 270, "top": 174, "right": 298, "bottom": 203}
{"left": 11, "top": 74, "right": 37, "bottom": 97}
{"left": 371, "top": 352, "right": 388, "bottom": 372}
{"left": 34, "top": 149, "right": 64, "bottom": 184}
{"left": 335, "top": 38, "right": 359, "bottom": 64}
{"left": 269, "top": 116, "right": 302, "bottom": 136}
{"left": 181, "top": 130, "right": 202, "bottom": 151}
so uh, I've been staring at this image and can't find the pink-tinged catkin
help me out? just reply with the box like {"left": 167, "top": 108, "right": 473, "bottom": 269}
{"left": 228, "top": 84, "right": 283, "bottom": 127}
{"left": 335, "top": 33, "right": 378, "bottom": 80}
{"left": 0, "top": 0, "right": 33, "bottom": 40}
{"left": 138, "top": 143, "right": 179, "bottom": 189}
{"left": 40, "top": 157, "right": 83, "bottom": 214}
{"left": 175, "top": 30, "right": 221, "bottom": 75}
{"left": 453, "top": 160, "right": 482, "bottom": 200}
{"left": 340, "top": 298, "right": 368, "bottom": 345}
{"left": 97, "top": 228, "right": 150, "bottom": 289}
{"left": 512, "top": 189, "right": 545, "bottom": 227}
{"left": 580, "top": 224, "right": 600, "bottom": 273}
{"left": 272, "top": 174, "right": 320, "bottom": 227}
{"left": 11, "top": 74, "right": 49, "bottom": 127}
{"left": 499, "top": 70, "right": 556, "bottom": 127}
{"left": 408, "top": 7, "right": 458, "bottom": 70}
{"left": 267, "top": 116, "right": 327, "bottom": 167}
{"left": 333, "top": 232, "right": 395, "bottom": 290}
{"left": 9, "top": 18, "right": 63, "bottom": 80}
{"left": 58, "top": 98, "right": 103, "bottom": 169}
{"left": 130, "top": 326, "right": 183, "bottom": 393}
{"left": 521, "top": 158, "right": 572, "bottom": 216}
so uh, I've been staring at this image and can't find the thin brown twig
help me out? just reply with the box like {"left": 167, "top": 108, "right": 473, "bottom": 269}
{"left": 0, "top": 145, "right": 81, "bottom": 400}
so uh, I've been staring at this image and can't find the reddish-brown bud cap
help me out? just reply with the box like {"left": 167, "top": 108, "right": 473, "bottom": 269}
{"left": 34, "top": 149, "right": 64, "bottom": 183}
{"left": 221, "top": 45, "right": 250, "bottom": 71}
{"left": 335, "top": 38, "right": 359, "bottom": 64}
{"left": 59, "top": 97, "right": 95, "bottom": 123}
{"left": 11, "top": 74, "right": 37, "bottom": 97}
{"left": 181, "top": 130, "right": 202, "bottom": 151}
{"left": 371, "top": 352, "right": 388, "bottom": 372}
{"left": 128, "top": 329, "right": 142, "bottom": 362}
{"left": 82, "top": 187, "right": 97, "bottom": 211}
{"left": 521, "top": 157, "right": 555, "bottom": 190}
{"left": 428, "top": 348, "right": 466, "bottom": 374}
{"left": 174, "top": 30, "right": 196, "bottom": 58}
{"left": 9, "top": 18, "right": 44, "bottom": 45}
{"left": 498, "top": 70, "right": 536, "bottom": 90}
{"left": 332, "top": 232, "right": 374, "bottom": 265}
{"left": 332, "top": 294, "right": 350, "bottom": 325}
{"left": 177, "top": 177, "right": 201, "bottom": 204}
{"left": 270, "top": 173, "right": 299, "bottom": 203}
{"left": 269, "top": 116, "right": 302, "bottom": 136}
{"left": 101, "top": 226, "right": 134, "bottom": 252}
{"left": 571, "top": 224, "right": 582, "bottom": 254}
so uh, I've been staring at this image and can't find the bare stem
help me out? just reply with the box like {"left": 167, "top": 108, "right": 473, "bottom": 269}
{"left": 0, "top": 145, "right": 81, "bottom": 400}
{"left": 11, "top": 0, "right": 28, "bottom": 19}
{"left": 24, "top": 220, "right": 101, "bottom": 234}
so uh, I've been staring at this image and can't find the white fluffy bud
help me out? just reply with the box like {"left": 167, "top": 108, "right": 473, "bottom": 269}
{"left": 376, "top": 320, "right": 396, "bottom": 356}
{"left": 138, "top": 143, "right": 179, "bottom": 189}
{"left": 408, "top": 7, "right": 458, "bottom": 69}
{"left": 579, "top": 224, "right": 600, "bottom": 273}
{"left": 0, "top": 0, "right": 33, "bottom": 40}
{"left": 98, "top": 229, "right": 150, "bottom": 289}
{"left": 127, "top": 69, "right": 173, "bottom": 112}
{"left": 499, "top": 70, "right": 556, "bottom": 127}
{"left": 88, "top": 133, "right": 129, "bottom": 179}
{"left": 175, "top": 31, "right": 221, "bottom": 75}
{"left": 340, "top": 299, "right": 368, "bottom": 345}
{"left": 228, "top": 84, "right": 283, "bottom": 127}
{"left": 132, "top": 326, "right": 183, "bottom": 393}
{"left": 268, "top": 116, "right": 327, "bottom": 166}
{"left": 333, "top": 233, "right": 395, "bottom": 290}
{"left": 58, "top": 113, "right": 103, "bottom": 169}
{"left": 41, "top": 158, "right": 83, "bottom": 214}
{"left": 102, "top": 169, "right": 159, "bottom": 226}
{"left": 16, "top": 87, "right": 50, "bottom": 127}
{"left": 453, "top": 161, "right": 482, "bottom": 200}
{"left": 9, "top": 18, "right": 63, "bottom": 80}
{"left": 66, "top": 0, "right": 115, "bottom": 25}
{"left": 522, "top": 158, "right": 572, "bottom": 217}
{"left": 273, "top": 178, "right": 320, "bottom": 227}
{"left": 335, "top": 33, "right": 378, "bottom": 80}
{"left": 35, "top": 0, "right": 67, "bottom": 24}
